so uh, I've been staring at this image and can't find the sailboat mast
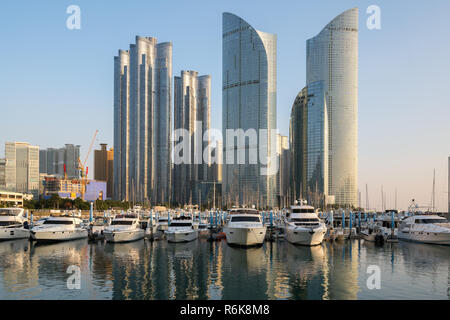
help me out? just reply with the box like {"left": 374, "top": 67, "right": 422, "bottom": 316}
{"left": 432, "top": 169, "right": 436, "bottom": 212}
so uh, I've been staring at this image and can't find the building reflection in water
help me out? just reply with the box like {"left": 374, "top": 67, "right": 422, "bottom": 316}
{"left": 1, "top": 238, "right": 449, "bottom": 299}
{"left": 206, "top": 240, "right": 224, "bottom": 300}
{"left": 0, "top": 239, "right": 39, "bottom": 298}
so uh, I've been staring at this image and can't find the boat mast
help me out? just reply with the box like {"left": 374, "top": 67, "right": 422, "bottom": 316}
{"left": 432, "top": 169, "right": 436, "bottom": 212}
{"left": 366, "top": 184, "right": 369, "bottom": 212}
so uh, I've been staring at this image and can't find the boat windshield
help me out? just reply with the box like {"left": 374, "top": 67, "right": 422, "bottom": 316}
{"left": 43, "top": 220, "right": 73, "bottom": 225}
{"left": 415, "top": 218, "right": 447, "bottom": 224}
{"left": 230, "top": 210, "right": 259, "bottom": 215}
{"left": 231, "top": 216, "right": 260, "bottom": 222}
{"left": 291, "top": 218, "right": 319, "bottom": 222}
{"left": 111, "top": 220, "right": 134, "bottom": 225}
{"left": 170, "top": 222, "right": 192, "bottom": 227}
{"left": 0, "top": 209, "right": 22, "bottom": 216}
{"left": 292, "top": 208, "right": 315, "bottom": 213}
{"left": 0, "top": 221, "right": 22, "bottom": 227}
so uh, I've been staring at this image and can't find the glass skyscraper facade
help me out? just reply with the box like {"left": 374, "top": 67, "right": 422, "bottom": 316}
{"left": 114, "top": 49, "right": 130, "bottom": 201}
{"left": 305, "top": 8, "right": 358, "bottom": 207}
{"left": 173, "top": 71, "right": 211, "bottom": 206}
{"left": 222, "top": 13, "right": 277, "bottom": 209}
{"left": 289, "top": 82, "right": 328, "bottom": 207}
{"left": 114, "top": 36, "right": 172, "bottom": 204}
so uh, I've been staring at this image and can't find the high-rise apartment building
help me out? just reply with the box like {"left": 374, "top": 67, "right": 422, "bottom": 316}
{"left": 289, "top": 82, "right": 329, "bottom": 207}
{"left": 222, "top": 12, "right": 277, "bottom": 209}
{"left": 94, "top": 143, "right": 114, "bottom": 199}
{"left": 39, "top": 144, "right": 80, "bottom": 179}
{"left": 276, "top": 134, "right": 289, "bottom": 208}
{"left": 114, "top": 36, "right": 172, "bottom": 204}
{"left": 290, "top": 8, "right": 358, "bottom": 207}
{"left": 4, "top": 142, "right": 40, "bottom": 199}
{"left": 306, "top": 8, "right": 358, "bottom": 207}
{"left": 173, "top": 71, "right": 211, "bottom": 205}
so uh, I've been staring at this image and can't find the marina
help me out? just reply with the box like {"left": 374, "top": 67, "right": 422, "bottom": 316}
{"left": 0, "top": 237, "right": 449, "bottom": 300}
{"left": 0, "top": 203, "right": 449, "bottom": 300}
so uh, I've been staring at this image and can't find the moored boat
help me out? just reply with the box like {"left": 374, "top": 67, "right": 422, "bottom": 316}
{"left": 103, "top": 214, "right": 145, "bottom": 243}
{"left": 223, "top": 208, "right": 266, "bottom": 247}
{"left": 0, "top": 208, "right": 30, "bottom": 240}
{"left": 398, "top": 214, "right": 450, "bottom": 245}
{"left": 285, "top": 201, "right": 327, "bottom": 246}
{"left": 30, "top": 216, "right": 88, "bottom": 242}
{"left": 166, "top": 215, "right": 198, "bottom": 243}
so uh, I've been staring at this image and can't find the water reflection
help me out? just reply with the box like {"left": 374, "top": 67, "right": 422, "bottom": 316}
{"left": 0, "top": 239, "right": 448, "bottom": 300}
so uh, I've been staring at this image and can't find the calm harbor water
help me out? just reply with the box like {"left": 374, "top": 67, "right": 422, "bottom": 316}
{"left": 0, "top": 238, "right": 448, "bottom": 300}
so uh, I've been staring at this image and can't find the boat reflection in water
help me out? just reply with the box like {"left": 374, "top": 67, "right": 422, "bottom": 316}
{"left": 0, "top": 239, "right": 449, "bottom": 299}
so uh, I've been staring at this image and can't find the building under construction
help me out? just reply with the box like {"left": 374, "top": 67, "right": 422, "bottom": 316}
{"left": 43, "top": 176, "right": 106, "bottom": 201}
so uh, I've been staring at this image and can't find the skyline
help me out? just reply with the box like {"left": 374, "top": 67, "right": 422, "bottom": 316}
{"left": 1, "top": 1, "right": 449, "bottom": 210}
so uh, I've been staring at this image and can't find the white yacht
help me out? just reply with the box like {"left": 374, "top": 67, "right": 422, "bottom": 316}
{"left": 0, "top": 208, "right": 30, "bottom": 240}
{"left": 223, "top": 208, "right": 266, "bottom": 247}
{"left": 103, "top": 214, "right": 145, "bottom": 243}
{"left": 166, "top": 215, "right": 198, "bottom": 243}
{"left": 30, "top": 216, "right": 88, "bottom": 242}
{"left": 398, "top": 214, "right": 450, "bottom": 245}
{"left": 33, "top": 217, "right": 50, "bottom": 226}
{"left": 285, "top": 201, "right": 327, "bottom": 246}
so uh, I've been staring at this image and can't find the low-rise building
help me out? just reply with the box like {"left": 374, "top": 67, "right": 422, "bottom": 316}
{"left": 0, "top": 190, "right": 26, "bottom": 207}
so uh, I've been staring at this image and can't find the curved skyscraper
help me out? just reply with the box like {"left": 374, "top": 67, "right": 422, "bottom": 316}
{"left": 222, "top": 13, "right": 277, "bottom": 208}
{"left": 306, "top": 8, "right": 358, "bottom": 207}
{"left": 289, "top": 82, "right": 328, "bottom": 208}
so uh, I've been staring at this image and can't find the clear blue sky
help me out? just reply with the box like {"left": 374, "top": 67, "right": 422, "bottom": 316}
{"left": 1, "top": 0, "right": 449, "bottom": 211}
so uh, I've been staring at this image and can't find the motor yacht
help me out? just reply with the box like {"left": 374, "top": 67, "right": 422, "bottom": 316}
{"left": 88, "top": 216, "right": 113, "bottom": 241}
{"left": 284, "top": 201, "right": 327, "bottom": 246}
{"left": 377, "top": 211, "right": 402, "bottom": 242}
{"left": 166, "top": 215, "right": 198, "bottom": 243}
{"left": 360, "top": 223, "right": 385, "bottom": 243}
{"left": 103, "top": 214, "right": 145, "bottom": 243}
{"left": 0, "top": 208, "right": 30, "bottom": 240}
{"left": 398, "top": 214, "right": 450, "bottom": 245}
{"left": 223, "top": 208, "right": 266, "bottom": 247}
{"left": 30, "top": 216, "right": 88, "bottom": 242}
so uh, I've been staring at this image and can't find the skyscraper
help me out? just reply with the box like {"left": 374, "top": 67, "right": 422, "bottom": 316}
{"left": 114, "top": 36, "right": 172, "bottom": 204}
{"left": 94, "top": 143, "right": 114, "bottom": 199}
{"left": 289, "top": 82, "right": 329, "bottom": 207}
{"left": 222, "top": 12, "right": 277, "bottom": 209}
{"left": 173, "top": 71, "right": 211, "bottom": 205}
{"left": 114, "top": 49, "right": 130, "bottom": 201}
{"left": 276, "top": 134, "right": 289, "bottom": 208}
{"left": 304, "top": 8, "right": 358, "bottom": 207}
{"left": 4, "top": 142, "right": 40, "bottom": 199}
{"left": 39, "top": 144, "right": 80, "bottom": 179}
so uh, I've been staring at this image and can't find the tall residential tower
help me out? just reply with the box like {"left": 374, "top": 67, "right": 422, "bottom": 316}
{"left": 114, "top": 36, "right": 172, "bottom": 204}
{"left": 173, "top": 71, "right": 211, "bottom": 205}
{"left": 290, "top": 8, "right": 358, "bottom": 207}
{"left": 222, "top": 13, "right": 277, "bottom": 209}
{"left": 306, "top": 8, "right": 358, "bottom": 207}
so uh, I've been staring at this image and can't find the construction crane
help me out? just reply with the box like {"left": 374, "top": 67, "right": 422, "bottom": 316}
{"left": 78, "top": 130, "right": 99, "bottom": 200}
